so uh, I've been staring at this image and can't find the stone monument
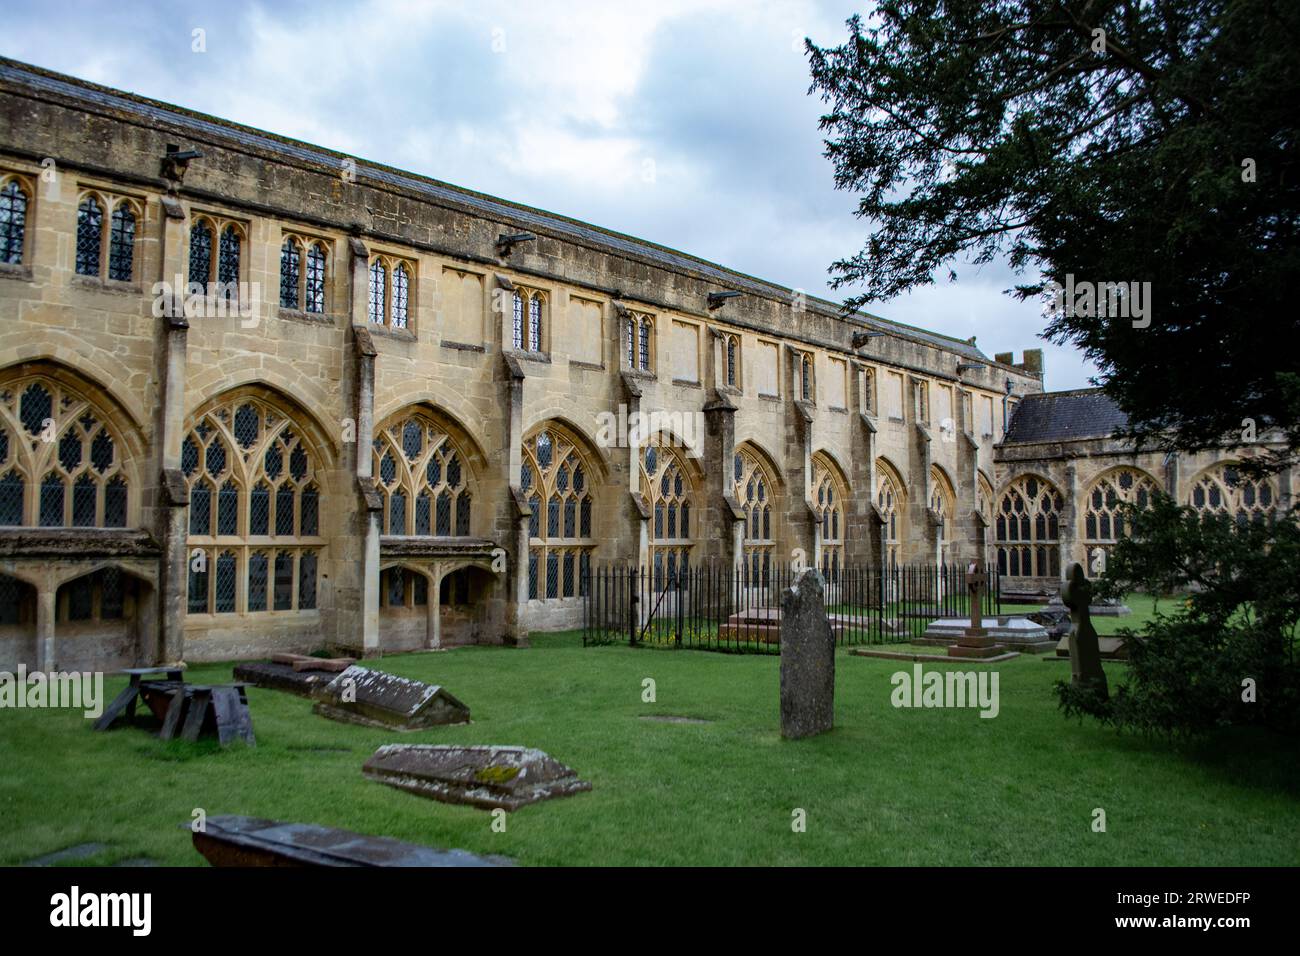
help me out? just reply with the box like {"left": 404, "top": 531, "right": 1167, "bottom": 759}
{"left": 779, "top": 569, "right": 835, "bottom": 739}
{"left": 947, "top": 562, "right": 1006, "bottom": 659}
{"left": 1060, "top": 563, "right": 1109, "bottom": 697}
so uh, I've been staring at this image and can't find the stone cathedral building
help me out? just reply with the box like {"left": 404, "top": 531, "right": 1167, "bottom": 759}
{"left": 0, "top": 59, "right": 1291, "bottom": 671}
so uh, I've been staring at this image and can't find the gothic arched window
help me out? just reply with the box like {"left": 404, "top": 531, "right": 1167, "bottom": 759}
{"left": 929, "top": 466, "right": 956, "bottom": 563}
{"left": 108, "top": 201, "right": 136, "bottom": 282}
{"left": 813, "top": 455, "right": 846, "bottom": 582}
{"left": 281, "top": 236, "right": 329, "bottom": 313}
{"left": 373, "top": 414, "right": 473, "bottom": 537}
{"left": 368, "top": 254, "right": 413, "bottom": 329}
{"left": 182, "top": 396, "right": 323, "bottom": 615}
{"left": 1189, "top": 463, "right": 1277, "bottom": 526}
{"left": 725, "top": 334, "right": 739, "bottom": 387}
{"left": 1083, "top": 467, "right": 1159, "bottom": 559}
{"left": 188, "top": 215, "right": 243, "bottom": 297}
{"left": 76, "top": 193, "right": 139, "bottom": 282}
{"left": 642, "top": 442, "right": 694, "bottom": 587}
{"left": 0, "top": 376, "right": 132, "bottom": 529}
{"left": 995, "top": 474, "right": 1063, "bottom": 577}
{"left": 733, "top": 446, "right": 776, "bottom": 586}
{"left": 0, "top": 177, "right": 29, "bottom": 265}
{"left": 521, "top": 427, "right": 593, "bottom": 600}
{"left": 75, "top": 195, "right": 103, "bottom": 276}
{"left": 512, "top": 289, "right": 546, "bottom": 352}
{"left": 876, "top": 465, "right": 904, "bottom": 567}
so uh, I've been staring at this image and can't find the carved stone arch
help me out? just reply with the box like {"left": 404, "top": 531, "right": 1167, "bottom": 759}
{"left": 522, "top": 413, "right": 611, "bottom": 481}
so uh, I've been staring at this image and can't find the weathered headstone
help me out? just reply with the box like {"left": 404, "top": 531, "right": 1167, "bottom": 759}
{"left": 363, "top": 744, "right": 591, "bottom": 810}
{"left": 313, "top": 666, "right": 470, "bottom": 730}
{"left": 189, "top": 815, "right": 513, "bottom": 867}
{"left": 779, "top": 569, "right": 835, "bottom": 739}
{"left": 1060, "top": 563, "right": 1109, "bottom": 697}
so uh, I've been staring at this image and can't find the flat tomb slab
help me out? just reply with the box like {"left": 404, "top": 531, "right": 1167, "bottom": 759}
{"left": 190, "top": 815, "right": 512, "bottom": 867}
{"left": 850, "top": 648, "right": 1020, "bottom": 664}
{"left": 363, "top": 744, "right": 592, "bottom": 811}
{"left": 313, "top": 666, "right": 470, "bottom": 730}
{"left": 233, "top": 661, "right": 341, "bottom": 698}
{"left": 1055, "top": 635, "right": 1129, "bottom": 660}
{"left": 922, "top": 617, "right": 1051, "bottom": 644}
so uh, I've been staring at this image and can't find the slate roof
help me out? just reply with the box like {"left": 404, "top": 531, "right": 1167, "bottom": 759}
{"left": 1003, "top": 389, "right": 1129, "bottom": 443}
{"left": 0, "top": 57, "right": 994, "bottom": 363}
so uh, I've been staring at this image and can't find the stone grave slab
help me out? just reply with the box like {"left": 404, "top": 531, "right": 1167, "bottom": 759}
{"left": 363, "top": 744, "right": 592, "bottom": 810}
{"left": 313, "top": 666, "right": 470, "bottom": 730}
{"left": 233, "top": 660, "right": 344, "bottom": 699}
{"left": 922, "top": 616, "right": 1055, "bottom": 652}
{"left": 190, "top": 814, "right": 512, "bottom": 867}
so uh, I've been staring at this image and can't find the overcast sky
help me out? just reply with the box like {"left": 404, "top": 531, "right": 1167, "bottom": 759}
{"left": 2, "top": 0, "right": 1098, "bottom": 390}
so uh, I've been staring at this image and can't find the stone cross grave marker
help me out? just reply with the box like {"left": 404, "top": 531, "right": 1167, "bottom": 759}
{"left": 1060, "top": 563, "right": 1109, "bottom": 698}
{"left": 948, "top": 561, "right": 1006, "bottom": 659}
{"left": 779, "top": 569, "right": 835, "bottom": 739}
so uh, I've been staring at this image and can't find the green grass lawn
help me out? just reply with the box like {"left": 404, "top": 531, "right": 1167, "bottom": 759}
{"left": 3, "top": 600, "right": 1298, "bottom": 866}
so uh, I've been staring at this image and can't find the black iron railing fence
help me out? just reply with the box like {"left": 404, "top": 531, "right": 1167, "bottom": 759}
{"left": 582, "top": 562, "right": 1002, "bottom": 652}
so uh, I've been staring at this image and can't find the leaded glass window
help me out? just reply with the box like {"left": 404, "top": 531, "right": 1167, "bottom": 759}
{"left": 0, "top": 376, "right": 132, "bottom": 528}
{"left": 108, "top": 202, "right": 136, "bottom": 282}
{"left": 75, "top": 196, "right": 103, "bottom": 276}
{"left": 0, "top": 178, "right": 28, "bottom": 265}
{"left": 183, "top": 396, "right": 323, "bottom": 615}
{"left": 373, "top": 414, "right": 473, "bottom": 537}
{"left": 995, "top": 474, "right": 1064, "bottom": 577}
{"left": 523, "top": 426, "right": 595, "bottom": 601}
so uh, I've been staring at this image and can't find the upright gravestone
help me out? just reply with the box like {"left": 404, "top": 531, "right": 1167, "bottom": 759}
{"left": 1060, "top": 563, "right": 1109, "bottom": 698}
{"left": 948, "top": 562, "right": 1007, "bottom": 658}
{"left": 779, "top": 569, "right": 835, "bottom": 739}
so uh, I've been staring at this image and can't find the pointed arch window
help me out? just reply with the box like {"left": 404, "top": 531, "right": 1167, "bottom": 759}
{"left": 636, "top": 313, "right": 653, "bottom": 371}
{"left": 182, "top": 396, "right": 323, "bottom": 615}
{"left": 876, "top": 467, "right": 903, "bottom": 567}
{"left": 995, "top": 475, "right": 1063, "bottom": 577}
{"left": 800, "top": 353, "right": 813, "bottom": 401}
{"left": 1083, "top": 468, "right": 1160, "bottom": 559}
{"left": 1189, "top": 463, "right": 1277, "bottom": 527}
{"left": 0, "top": 376, "right": 133, "bottom": 528}
{"left": 75, "top": 195, "right": 103, "bottom": 276}
{"left": 368, "top": 254, "right": 414, "bottom": 329}
{"left": 522, "top": 427, "right": 593, "bottom": 600}
{"left": 813, "top": 456, "right": 845, "bottom": 583}
{"left": 734, "top": 447, "right": 776, "bottom": 586}
{"left": 188, "top": 215, "right": 244, "bottom": 297}
{"left": 724, "top": 334, "right": 739, "bottom": 388}
{"left": 642, "top": 442, "right": 694, "bottom": 588}
{"left": 372, "top": 414, "right": 473, "bottom": 537}
{"left": 77, "top": 193, "right": 139, "bottom": 282}
{"left": 0, "top": 177, "right": 30, "bottom": 265}
{"left": 280, "top": 235, "right": 329, "bottom": 313}
{"left": 512, "top": 288, "right": 546, "bottom": 352}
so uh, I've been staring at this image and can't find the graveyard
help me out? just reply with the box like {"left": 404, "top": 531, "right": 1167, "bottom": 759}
{"left": 3, "top": 591, "right": 1299, "bottom": 868}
